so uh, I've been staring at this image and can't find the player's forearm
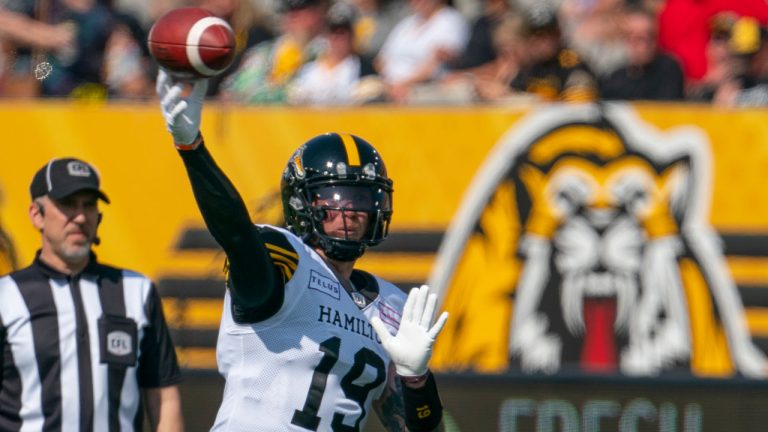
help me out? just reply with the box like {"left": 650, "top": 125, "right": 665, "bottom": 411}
{"left": 400, "top": 372, "right": 443, "bottom": 432}
{"left": 177, "top": 141, "right": 278, "bottom": 309}
{"left": 376, "top": 370, "right": 445, "bottom": 432}
{"left": 178, "top": 140, "right": 256, "bottom": 248}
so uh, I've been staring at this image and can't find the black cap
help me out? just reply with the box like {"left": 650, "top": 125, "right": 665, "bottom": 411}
{"left": 30, "top": 158, "right": 110, "bottom": 203}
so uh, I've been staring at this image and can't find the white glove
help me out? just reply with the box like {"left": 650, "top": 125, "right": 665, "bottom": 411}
{"left": 156, "top": 69, "right": 208, "bottom": 145}
{"left": 371, "top": 285, "right": 449, "bottom": 377}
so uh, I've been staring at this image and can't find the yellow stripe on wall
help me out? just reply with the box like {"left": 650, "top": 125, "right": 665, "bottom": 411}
{"left": 176, "top": 347, "right": 217, "bottom": 369}
{"left": 746, "top": 307, "right": 768, "bottom": 336}
{"left": 339, "top": 133, "right": 361, "bottom": 166}
{"left": 728, "top": 257, "right": 768, "bottom": 284}
{"left": 162, "top": 298, "right": 223, "bottom": 329}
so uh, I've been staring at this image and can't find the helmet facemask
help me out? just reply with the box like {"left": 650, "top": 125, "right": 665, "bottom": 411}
{"left": 300, "top": 182, "right": 392, "bottom": 261}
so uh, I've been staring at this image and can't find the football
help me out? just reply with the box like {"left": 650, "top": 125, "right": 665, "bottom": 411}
{"left": 147, "top": 7, "right": 236, "bottom": 78}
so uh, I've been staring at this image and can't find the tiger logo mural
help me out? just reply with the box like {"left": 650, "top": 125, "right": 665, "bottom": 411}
{"left": 429, "top": 104, "right": 767, "bottom": 378}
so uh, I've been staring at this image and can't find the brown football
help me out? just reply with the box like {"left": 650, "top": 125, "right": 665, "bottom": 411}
{"left": 147, "top": 7, "right": 236, "bottom": 78}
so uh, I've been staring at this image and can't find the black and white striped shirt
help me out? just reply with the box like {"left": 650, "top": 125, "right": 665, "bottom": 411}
{"left": 0, "top": 253, "right": 181, "bottom": 431}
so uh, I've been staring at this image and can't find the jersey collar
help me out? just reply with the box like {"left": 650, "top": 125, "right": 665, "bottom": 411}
{"left": 32, "top": 249, "right": 101, "bottom": 279}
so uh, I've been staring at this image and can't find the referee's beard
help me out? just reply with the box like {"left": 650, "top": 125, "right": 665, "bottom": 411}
{"left": 55, "top": 240, "right": 93, "bottom": 266}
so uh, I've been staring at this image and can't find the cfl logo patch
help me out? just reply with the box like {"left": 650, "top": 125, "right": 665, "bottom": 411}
{"left": 107, "top": 331, "right": 133, "bottom": 356}
{"left": 67, "top": 161, "right": 92, "bottom": 177}
{"left": 416, "top": 405, "right": 431, "bottom": 419}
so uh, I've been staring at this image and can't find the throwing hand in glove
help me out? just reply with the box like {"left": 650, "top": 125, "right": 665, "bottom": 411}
{"left": 156, "top": 69, "right": 207, "bottom": 148}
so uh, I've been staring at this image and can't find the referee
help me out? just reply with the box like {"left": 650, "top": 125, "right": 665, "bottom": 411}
{"left": 0, "top": 158, "right": 183, "bottom": 431}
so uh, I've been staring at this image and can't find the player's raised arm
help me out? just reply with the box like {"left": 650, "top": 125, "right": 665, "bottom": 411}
{"left": 156, "top": 70, "right": 279, "bottom": 313}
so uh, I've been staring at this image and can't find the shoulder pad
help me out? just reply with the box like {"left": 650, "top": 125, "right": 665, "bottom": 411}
{"left": 259, "top": 226, "right": 299, "bottom": 281}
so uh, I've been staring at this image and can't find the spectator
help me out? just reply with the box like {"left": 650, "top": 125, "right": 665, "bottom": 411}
{"left": 687, "top": 13, "right": 760, "bottom": 105}
{"left": 288, "top": 3, "right": 381, "bottom": 105}
{"left": 471, "top": 12, "right": 528, "bottom": 102}
{"left": 195, "top": 0, "right": 273, "bottom": 97}
{"left": 559, "top": 0, "right": 627, "bottom": 77}
{"left": 734, "top": 26, "right": 768, "bottom": 106}
{"left": 102, "top": 12, "right": 155, "bottom": 98}
{"left": 691, "top": 15, "right": 768, "bottom": 106}
{"left": 657, "top": 0, "right": 768, "bottom": 81}
{"left": 0, "top": 7, "right": 74, "bottom": 51}
{"left": 375, "top": 0, "right": 469, "bottom": 103}
{"left": 0, "top": 157, "right": 183, "bottom": 431}
{"left": 0, "top": 6, "right": 75, "bottom": 97}
{"left": 38, "top": 0, "right": 117, "bottom": 98}
{"left": 510, "top": 6, "right": 599, "bottom": 102}
{"left": 600, "top": 6, "right": 685, "bottom": 101}
{"left": 220, "top": 0, "right": 328, "bottom": 104}
{"left": 448, "top": 0, "right": 515, "bottom": 76}
{"left": 349, "top": 0, "right": 407, "bottom": 61}
{"left": 687, "top": 12, "right": 739, "bottom": 101}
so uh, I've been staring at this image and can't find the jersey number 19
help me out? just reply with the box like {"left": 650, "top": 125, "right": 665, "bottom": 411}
{"left": 292, "top": 336, "right": 386, "bottom": 431}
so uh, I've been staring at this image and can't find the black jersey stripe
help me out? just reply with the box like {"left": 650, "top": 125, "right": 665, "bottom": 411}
{"left": 97, "top": 268, "right": 127, "bottom": 432}
{"left": 68, "top": 277, "right": 94, "bottom": 432}
{"left": 14, "top": 270, "right": 63, "bottom": 431}
{"left": 0, "top": 321, "right": 22, "bottom": 432}
{"left": 132, "top": 398, "right": 144, "bottom": 432}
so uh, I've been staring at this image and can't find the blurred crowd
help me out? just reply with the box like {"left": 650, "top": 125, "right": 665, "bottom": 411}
{"left": 3, "top": 0, "right": 768, "bottom": 106}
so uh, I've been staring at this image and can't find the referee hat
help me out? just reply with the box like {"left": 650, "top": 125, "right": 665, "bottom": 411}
{"left": 30, "top": 158, "right": 110, "bottom": 203}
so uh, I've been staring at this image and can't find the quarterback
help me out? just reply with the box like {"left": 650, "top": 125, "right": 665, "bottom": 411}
{"left": 156, "top": 70, "right": 448, "bottom": 431}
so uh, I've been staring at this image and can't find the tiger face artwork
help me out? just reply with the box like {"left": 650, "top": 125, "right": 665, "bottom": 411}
{"left": 430, "top": 104, "right": 767, "bottom": 377}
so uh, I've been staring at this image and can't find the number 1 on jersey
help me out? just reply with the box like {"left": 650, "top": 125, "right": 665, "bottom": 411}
{"left": 292, "top": 336, "right": 386, "bottom": 431}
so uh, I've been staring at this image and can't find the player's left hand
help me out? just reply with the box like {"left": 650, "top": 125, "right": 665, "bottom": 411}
{"left": 156, "top": 69, "right": 208, "bottom": 145}
{"left": 371, "top": 285, "right": 448, "bottom": 378}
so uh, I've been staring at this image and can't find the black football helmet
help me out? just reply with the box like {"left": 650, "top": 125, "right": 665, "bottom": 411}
{"left": 280, "top": 133, "right": 394, "bottom": 261}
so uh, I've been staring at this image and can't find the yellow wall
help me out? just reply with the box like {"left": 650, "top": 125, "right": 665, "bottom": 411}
{"left": 0, "top": 102, "right": 524, "bottom": 277}
{"left": 3, "top": 102, "right": 768, "bottom": 279}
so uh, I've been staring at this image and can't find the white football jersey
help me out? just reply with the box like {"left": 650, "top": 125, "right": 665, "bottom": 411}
{"left": 211, "top": 226, "right": 406, "bottom": 431}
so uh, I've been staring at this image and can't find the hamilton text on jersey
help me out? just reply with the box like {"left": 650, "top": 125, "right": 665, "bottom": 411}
{"left": 318, "top": 305, "right": 382, "bottom": 343}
